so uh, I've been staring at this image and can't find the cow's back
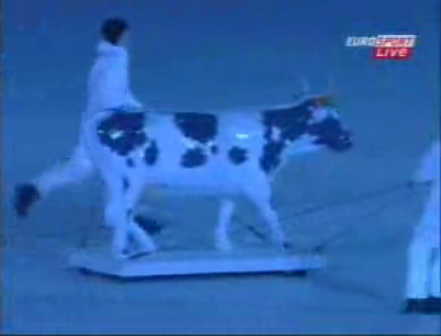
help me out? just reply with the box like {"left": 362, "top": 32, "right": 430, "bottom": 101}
{"left": 93, "top": 110, "right": 267, "bottom": 194}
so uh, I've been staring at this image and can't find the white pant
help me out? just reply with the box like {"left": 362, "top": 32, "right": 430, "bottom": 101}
{"left": 31, "top": 140, "right": 166, "bottom": 223}
{"left": 405, "top": 188, "right": 440, "bottom": 299}
{"left": 33, "top": 142, "right": 94, "bottom": 197}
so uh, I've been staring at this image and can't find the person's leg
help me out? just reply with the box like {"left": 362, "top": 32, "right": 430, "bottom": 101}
{"left": 429, "top": 248, "right": 440, "bottom": 297}
{"left": 34, "top": 144, "right": 93, "bottom": 196}
{"left": 403, "top": 204, "right": 438, "bottom": 313}
{"left": 405, "top": 236, "right": 431, "bottom": 297}
{"left": 15, "top": 144, "right": 94, "bottom": 217}
{"left": 427, "top": 208, "right": 441, "bottom": 312}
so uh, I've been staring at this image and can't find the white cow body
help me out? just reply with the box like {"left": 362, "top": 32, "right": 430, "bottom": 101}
{"left": 97, "top": 114, "right": 263, "bottom": 194}
{"left": 80, "top": 95, "right": 352, "bottom": 259}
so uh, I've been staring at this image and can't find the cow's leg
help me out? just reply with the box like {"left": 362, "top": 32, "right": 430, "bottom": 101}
{"left": 244, "top": 182, "right": 288, "bottom": 249}
{"left": 257, "top": 200, "right": 286, "bottom": 249}
{"left": 215, "top": 199, "right": 236, "bottom": 251}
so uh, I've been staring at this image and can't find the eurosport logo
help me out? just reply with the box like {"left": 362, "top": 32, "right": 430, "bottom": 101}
{"left": 346, "top": 35, "right": 417, "bottom": 60}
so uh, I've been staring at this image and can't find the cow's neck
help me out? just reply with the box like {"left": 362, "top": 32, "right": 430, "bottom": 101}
{"left": 259, "top": 106, "right": 310, "bottom": 177}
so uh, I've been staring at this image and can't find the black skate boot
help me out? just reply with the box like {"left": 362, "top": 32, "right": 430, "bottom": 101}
{"left": 401, "top": 298, "right": 427, "bottom": 314}
{"left": 425, "top": 297, "right": 441, "bottom": 314}
{"left": 14, "top": 183, "right": 41, "bottom": 217}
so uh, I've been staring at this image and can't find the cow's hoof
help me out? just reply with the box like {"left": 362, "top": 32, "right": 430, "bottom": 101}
{"left": 112, "top": 250, "right": 130, "bottom": 261}
{"left": 113, "top": 242, "right": 157, "bottom": 261}
{"left": 14, "top": 183, "right": 41, "bottom": 218}
{"left": 127, "top": 248, "right": 155, "bottom": 260}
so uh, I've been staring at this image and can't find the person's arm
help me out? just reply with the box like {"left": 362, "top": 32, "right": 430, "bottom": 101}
{"left": 126, "top": 88, "right": 143, "bottom": 109}
{"left": 101, "top": 49, "right": 143, "bottom": 111}
{"left": 412, "top": 141, "right": 440, "bottom": 184}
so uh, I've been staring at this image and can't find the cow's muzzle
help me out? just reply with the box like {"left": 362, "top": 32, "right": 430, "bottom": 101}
{"left": 330, "top": 130, "right": 353, "bottom": 151}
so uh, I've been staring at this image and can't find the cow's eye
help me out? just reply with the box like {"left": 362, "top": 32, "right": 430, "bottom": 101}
{"left": 110, "top": 130, "right": 124, "bottom": 139}
{"left": 307, "top": 108, "right": 328, "bottom": 125}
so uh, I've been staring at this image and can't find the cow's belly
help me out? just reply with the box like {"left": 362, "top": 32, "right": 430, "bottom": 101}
{"left": 138, "top": 155, "right": 257, "bottom": 196}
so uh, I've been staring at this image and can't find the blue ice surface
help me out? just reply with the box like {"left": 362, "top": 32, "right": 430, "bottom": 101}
{"left": 2, "top": 0, "right": 440, "bottom": 334}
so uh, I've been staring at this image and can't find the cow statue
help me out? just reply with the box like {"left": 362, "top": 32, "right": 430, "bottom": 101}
{"left": 15, "top": 94, "right": 353, "bottom": 259}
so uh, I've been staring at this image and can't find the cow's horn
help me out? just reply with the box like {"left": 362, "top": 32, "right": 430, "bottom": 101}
{"left": 293, "top": 77, "right": 310, "bottom": 100}
{"left": 301, "top": 77, "right": 310, "bottom": 95}
{"left": 326, "top": 73, "right": 336, "bottom": 96}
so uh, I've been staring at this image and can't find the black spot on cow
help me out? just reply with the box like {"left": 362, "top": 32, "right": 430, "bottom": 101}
{"left": 144, "top": 140, "right": 158, "bottom": 165}
{"left": 259, "top": 99, "right": 313, "bottom": 174}
{"left": 97, "top": 112, "right": 146, "bottom": 156}
{"left": 307, "top": 117, "right": 351, "bottom": 151}
{"left": 174, "top": 112, "right": 218, "bottom": 144}
{"left": 126, "top": 158, "right": 135, "bottom": 167}
{"left": 122, "top": 177, "right": 130, "bottom": 191}
{"left": 211, "top": 145, "right": 218, "bottom": 154}
{"left": 260, "top": 141, "right": 286, "bottom": 173}
{"left": 229, "top": 146, "right": 248, "bottom": 165}
{"left": 262, "top": 100, "right": 312, "bottom": 142}
{"left": 181, "top": 147, "right": 207, "bottom": 168}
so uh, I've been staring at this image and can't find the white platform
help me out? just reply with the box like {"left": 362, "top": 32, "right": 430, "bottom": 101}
{"left": 69, "top": 248, "right": 325, "bottom": 278}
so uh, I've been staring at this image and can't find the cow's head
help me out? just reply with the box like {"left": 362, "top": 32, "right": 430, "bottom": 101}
{"left": 263, "top": 95, "right": 353, "bottom": 159}
{"left": 303, "top": 96, "right": 352, "bottom": 152}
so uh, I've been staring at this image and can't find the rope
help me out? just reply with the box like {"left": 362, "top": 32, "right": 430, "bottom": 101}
{"left": 244, "top": 181, "right": 415, "bottom": 249}
{"left": 277, "top": 182, "right": 409, "bottom": 222}
{"left": 311, "top": 189, "right": 415, "bottom": 253}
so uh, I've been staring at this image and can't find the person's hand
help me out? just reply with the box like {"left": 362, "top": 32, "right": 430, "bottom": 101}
{"left": 131, "top": 100, "right": 145, "bottom": 112}
{"left": 132, "top": 100, "right": 144, "bottom": 110}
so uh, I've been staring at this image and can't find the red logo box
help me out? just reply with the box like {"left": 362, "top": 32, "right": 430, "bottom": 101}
{"left": 373, "top": 47, "right": 413, "bottom": 60}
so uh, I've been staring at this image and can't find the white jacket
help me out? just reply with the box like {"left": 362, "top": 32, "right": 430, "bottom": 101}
{"left": 414, "top": 140, "right": 440, "bottom": 185}
{"left": 82, "top": 40, "right": 142, "bottom": 123}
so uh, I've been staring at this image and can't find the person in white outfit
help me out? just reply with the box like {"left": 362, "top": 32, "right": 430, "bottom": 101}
{"left": 403, "top": 139, "right": 440, "bottom": 314}
{"left": 15, "top": 17, "right": 143, "bottom": 217}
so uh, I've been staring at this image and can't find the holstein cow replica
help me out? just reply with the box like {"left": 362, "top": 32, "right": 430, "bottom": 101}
{"left": 15, "top": 94, "right": 353, "bottom": 260}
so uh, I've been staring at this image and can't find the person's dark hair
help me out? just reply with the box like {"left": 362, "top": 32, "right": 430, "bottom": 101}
{"left": 101, "top": 18, "right": 129, "bottom": 45}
